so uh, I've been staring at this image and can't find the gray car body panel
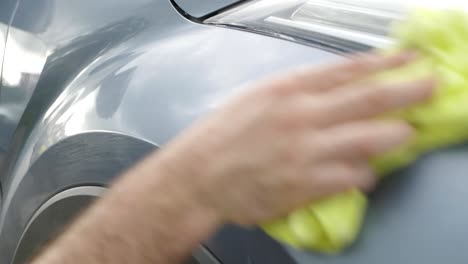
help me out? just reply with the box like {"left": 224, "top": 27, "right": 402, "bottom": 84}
{"left": 0, "top": 0, "right": 20, "bottom": 164}
{"left": 0, "top": 0, "right": 336, "bottom": 262}
{"left": 1, "top": 0, "right": 468, "bottom": 264}
{"left": 0, "top": 0, "right": 19, "bottom": 83}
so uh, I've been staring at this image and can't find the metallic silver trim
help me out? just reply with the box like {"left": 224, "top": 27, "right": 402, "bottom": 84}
{"left": 193, "top": 246, "right": 222, "bottom": 264}
{"left": 12, "top": 186, "right": 106, "bottom": 261}
{"left": 265, "top": 16, "right": 393, "bottom": 48}
{"left": 14, "top": 186, "right": 220, "bottom": 264}
{"left": 34, "top": 187, "right": 107, "bottom": 215}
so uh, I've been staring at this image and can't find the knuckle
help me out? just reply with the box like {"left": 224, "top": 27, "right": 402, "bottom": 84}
{"left": 277, "top": 178, "right": 301, "bottom": 197}
{"left": 273, "top": 115, "right": 304, "bottom": 136}
{"left": 359, "top": 165, "right": 375, "bottom": 179}
{"left": 264, "top": 83, "right": 287, "bottom": 99}
{"left": 279, "top": 142, "right": 304, "bottom": 164}
{"left": 350, "top": 56, "right": 375, "bottom": 73}
{"left": 278, "top": 134, "right": 316, "bottom": 166}
{"left": 339, "top": 163, "right": 357, "bottom": 178}
{"left": 355, "top": 163, "right": 375, "bottom": 180}
{"left": 355, "top": 137, "right": 377, "bottom": 157}
{"left": 298, "top": 101, "right": 323, "bottom": 121}
{"left": 268, "top": 75, "right": 301, "bottom": 98}
{"left": 362, "top": 88, "right": 389, "bottom": 112}
{"left": 275, "top": 102, "right": 316, "bottom": 129}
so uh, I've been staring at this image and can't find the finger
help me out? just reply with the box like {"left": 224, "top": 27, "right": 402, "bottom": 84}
{"left": 314, "top": 120, "right": 414, "bottom": 160}
{"left": 303, "top": 161, "right": 376, "bottom": 200}
{"left": 311, "top": 78, "right": 436, "bottom": 127}
{"left": 284, "top": 51, "right": 418, "bottom": 93}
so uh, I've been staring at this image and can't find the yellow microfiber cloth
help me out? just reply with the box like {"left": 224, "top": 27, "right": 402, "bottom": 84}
{"left": 262, "top": 8, "right": 468, "bottom": 254}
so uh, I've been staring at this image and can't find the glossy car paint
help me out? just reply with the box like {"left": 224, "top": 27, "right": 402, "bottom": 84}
{"left": 0, "top": 0, "right": 468, "bottom": 264}
{"left": 0, "top": 0, "right": 337, "bottom": 263}
{"left": 0, "top": 0, "right": 20, "bottom": 167}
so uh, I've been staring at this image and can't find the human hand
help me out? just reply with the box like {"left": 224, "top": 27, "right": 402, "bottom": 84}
{"left": 159, "top": 52, "right": 435, "bottom": 226}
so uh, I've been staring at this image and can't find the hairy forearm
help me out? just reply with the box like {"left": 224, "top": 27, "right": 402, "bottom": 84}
{"left": 32, "top": 150, "right": 221, "bottom": 264}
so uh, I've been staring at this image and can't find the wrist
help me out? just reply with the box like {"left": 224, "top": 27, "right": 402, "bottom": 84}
{"left": 145, "top": 147, "right": 224, "bottom": 235}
